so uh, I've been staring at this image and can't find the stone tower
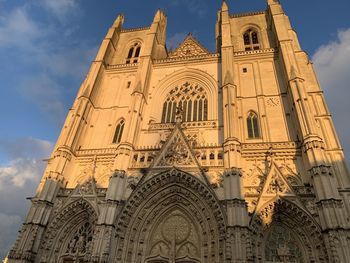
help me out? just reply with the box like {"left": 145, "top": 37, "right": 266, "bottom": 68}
{"left": 7, "top": 1, "right": 350, "bottom": 262}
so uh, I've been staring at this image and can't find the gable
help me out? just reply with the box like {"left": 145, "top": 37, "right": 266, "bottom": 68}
{"left": 151, "top": 124, "right": 201, "bottom": 170}
{"left": 169, "top": 33, "right": 209, "bottom": 58}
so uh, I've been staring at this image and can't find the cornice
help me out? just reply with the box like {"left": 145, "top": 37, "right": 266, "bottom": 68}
{"left": 234, "top": 48, "right": 276, "bottom": 57}
{"left": 230, "top": 11, "right": 265, "bottom": 18}
{"left": 153, "top": 53, "right": 220, "bottom": 67}
{"left": 106, "top": 62, "right": 138, "bottom": 72}
{"left": 121, "top": 26, "right": 150, "bottom": 33}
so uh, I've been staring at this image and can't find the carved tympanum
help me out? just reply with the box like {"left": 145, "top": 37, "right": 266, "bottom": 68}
{"left": 146, "top": 210, "right": 200, "bottom": 263}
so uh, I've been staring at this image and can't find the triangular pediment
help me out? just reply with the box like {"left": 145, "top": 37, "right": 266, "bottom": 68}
{"left": 151, "top": 123, "right": 201, "bottom": 171}
{"left": 260, "top": 162, "right": 294, "bottom": 197}
{"left": 254, "top": 162, "right": 296, "bottom": 213}
{"left": 250, "top": 162, "right": 310, "bottom": 226}
{"left": 169, "top": 33, "right": 209, "bottom": 58}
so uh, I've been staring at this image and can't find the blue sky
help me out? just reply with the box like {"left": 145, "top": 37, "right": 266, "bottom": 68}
{"left": 0, "top": 0, "right": 350, "bottom": 259}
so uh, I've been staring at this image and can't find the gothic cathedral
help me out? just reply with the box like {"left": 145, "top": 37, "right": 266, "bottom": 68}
{"left": 7, "top": 1, "right": 350, "bottom": 263}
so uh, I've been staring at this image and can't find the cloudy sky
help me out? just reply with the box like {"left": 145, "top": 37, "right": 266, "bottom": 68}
{"left": 0, "top": 0, "right": 350, "bottom": 259}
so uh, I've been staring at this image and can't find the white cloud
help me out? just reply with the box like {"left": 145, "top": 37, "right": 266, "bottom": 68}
{"left": 312, "top": 28, "right": 350, "bottom": 160}
{"left": 0, "top": 158, "right": 43, "bottom": 189}
{"left": 0, "top": 137, "right": 53, "bottom": 160}
{"left": 0, "top": 7, "right": 42, "bottom": 49}
{"left": 0, "top": 3, "right": 96, "bottom": 122}
{"left": 0, "top": 137, "right": 53, "bottom": 259}
{"left": 0, "top": 137, "right": 53, "bottom": 189}
{"left": 39, "top": 0, "right": 79, "bottom": 22}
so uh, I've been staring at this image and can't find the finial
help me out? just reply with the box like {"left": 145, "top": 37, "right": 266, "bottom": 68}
{"left": 221, "top": 0, "right": 229, "bottom": 12}
{"left": 267, "top": 0, "right": 280, "bottom": 5}
{"left": 153, "top": 9, "right": 164, "bottom": 22}
{"left": 113, "top": 14, "right": 124, "bottom": 28}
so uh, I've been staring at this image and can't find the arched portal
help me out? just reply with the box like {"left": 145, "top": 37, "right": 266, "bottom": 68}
{"left": 250, "top": 199, "right": 328, "bottom": 263}
{"left": 38, "top": 199, "right": 98, "bottom": 263}
{"left": 114, "top": 169, "right": 226, "bottom": 263}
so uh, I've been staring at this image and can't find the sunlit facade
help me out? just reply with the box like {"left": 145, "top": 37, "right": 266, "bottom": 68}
{"left": 7, "top": 1, "right": 350, "bottom": 262}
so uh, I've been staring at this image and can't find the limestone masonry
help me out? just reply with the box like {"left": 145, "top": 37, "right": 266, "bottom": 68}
{"left": 7, "top": 1, "right": 350, "bottom": 262}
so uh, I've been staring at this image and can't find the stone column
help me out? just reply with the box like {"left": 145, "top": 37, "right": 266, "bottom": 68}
{"left": 91, "top": 170, "right": 126, "bottom": 263}
{"left": 8, "top": 178, "right": 64, "bottom": 263}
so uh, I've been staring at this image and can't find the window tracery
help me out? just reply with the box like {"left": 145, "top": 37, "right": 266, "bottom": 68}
{"left": 243, "top": 29, "right": 260, "bottom": 51}
{"left": 247, "top": 111, "right": 260, "bottom": 139}
{"left": 113, "top": 119, "right": 125, "bottom": 143}
{"left": 62, "top": 222, "right": 93, "bottom": 263}
{"left": 161, "top": 82, "right": 208, "bottom": 123}
{"left": 265, "top": 224, "right": 304, "bottom": 263}
{"left": 126, "top": 43, "right": 141, "bottom": 64}
{"left": 145, "top": 210, "right": 200, "bottom": 263}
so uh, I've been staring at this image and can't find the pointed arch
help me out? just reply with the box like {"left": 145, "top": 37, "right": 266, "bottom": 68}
{"left": 246, "top": 111, "right": 260, "bottom": 139}
{"left": 125, "top": 42, "right": 142, "bottom": 64}
{"left": 250, "top": 199, "right": 328, "bottom": 262}
{"left": 241, "top": 26, "right": 261, "bottom": 51}
{"left": 39, "top": 199, "right": 98, "bottom": 263}
{"left": 150, "top": 68, "right": 218, "bottom": 123}
{"left": 114, "top": 169, "right": 226, "bottom": 263}
{"left": 112, "top": 119, "right": 125, "bottom": 143}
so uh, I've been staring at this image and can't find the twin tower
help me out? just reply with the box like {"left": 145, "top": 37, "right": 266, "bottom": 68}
{"left": 7, "top": 1, "right": 350, "bottom": 262}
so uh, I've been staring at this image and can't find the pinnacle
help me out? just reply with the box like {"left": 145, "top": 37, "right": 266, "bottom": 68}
{"left": 221, "top": 0, "right": 229, "bottom": 12}
{"left": 113, "top": 14, "right": 124, "bottom": 28}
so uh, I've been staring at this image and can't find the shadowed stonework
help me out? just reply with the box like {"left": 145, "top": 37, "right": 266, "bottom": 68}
{"left": 6, "top": 1, "right": 350, "bottom": 262}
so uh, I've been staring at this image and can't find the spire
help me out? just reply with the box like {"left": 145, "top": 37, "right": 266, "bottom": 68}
{"left": 221, "top": 0, "right": 229, "bottom": 12}
{"left": 113, "top": 14, "right": 124, "bottom": 28}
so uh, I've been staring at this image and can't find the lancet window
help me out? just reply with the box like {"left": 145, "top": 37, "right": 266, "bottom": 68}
{"left": 126, "top": 43, "right": 141, "bottom": 64}
{"left": 161, "top": 82, "right": 208, "bottom": 123}
{"left": 113, "top": 119, "right": 125, "bottom": 143}
{"left": 247, "top": 111, "right": 260, "bottom": 139}
{"left": 243, "top": 29, "right": 260, "bottom": 51}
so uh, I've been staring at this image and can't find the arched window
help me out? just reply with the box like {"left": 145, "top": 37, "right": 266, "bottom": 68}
{"left": 161, "top": 82, "right": 208, "bottom": 123}
{"left": 247, "top": 111, "right": 260, "bottom": 139}
{"left": 113, "top": 120, "right": 125, "bottom": 143}
{"left": 243, "top": 29, "right": 260, "bottom": 51}
{"left": 126, "top": 43, "right": 141, "bottom": 64}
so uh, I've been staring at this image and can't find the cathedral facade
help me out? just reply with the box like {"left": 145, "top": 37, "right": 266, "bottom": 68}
{"left": 7, "top": 1, "right": 350, "bottom": 262}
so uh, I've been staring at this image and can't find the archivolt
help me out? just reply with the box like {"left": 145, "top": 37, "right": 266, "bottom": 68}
{"left": 114, "top": 168, "right": 226, "bottom": 263}
{"left": 250, "top": 198, "right": 328, "bottom": 262}
{"left": 39, "top": 198, "right": 98, "bottom": 261}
